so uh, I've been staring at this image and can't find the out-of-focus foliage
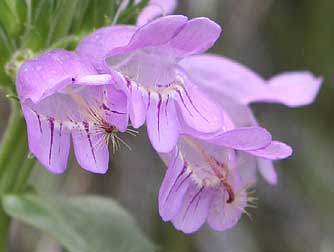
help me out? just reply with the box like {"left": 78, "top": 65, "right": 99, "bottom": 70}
{"left": 3, "top": 194, "right": 155, "bottom": 252}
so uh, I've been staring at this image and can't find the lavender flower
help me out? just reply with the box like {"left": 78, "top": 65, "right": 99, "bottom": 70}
{"left": 158, "top": 110, "right": 292, "bottom": 233}
{"left": 78, "top": 15, "right": 226, "bottom": 152}
{"left": 159, "top": 140, "right": 246, "bottom": 234}
{"left": 179, "top": 54, "right": 322, "bottom": 184}
{"left": 16, "top": 49, "right": 129, "bottom": 174}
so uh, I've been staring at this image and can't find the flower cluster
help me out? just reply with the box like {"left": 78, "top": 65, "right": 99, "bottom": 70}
{"left": 16, "top": 2, "right": 322, "bottom": 234}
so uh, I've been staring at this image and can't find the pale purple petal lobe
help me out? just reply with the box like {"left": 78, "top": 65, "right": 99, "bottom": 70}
{"left": 257, "top": 158, "right": 278, "bottom": 185}
{"left": 159, "top": 151, "right": 191, "bottom": 221}
{"left": 22, "top": 106, "right": 70, "bottom": 174}
{"left": 146, "top": 94, "right": 180, "bottom": 152}
{"left": 176, "top": 84, "right": 223, "bottom": 134}
{"left": 169, "top": 17, "right": 221, "bottom": 57}
{"left": 264, "top": 72, "right": 323, "bottom": 107}
{"left": 209, "top": 127, "right": 272, "bottom": 151}
{"left": 171, "top": 184, "right": 213, "bottom": 234}
{"left": 180, "top": 55, "right": 322, "bottom": 107}
{"left": 129, "top": 85, "right": 147, "bottom": 128}
{"left": 179, "top": 54, "right": 265, "bottom": 104}
{"left": 247, "top": 141, "right": 292, "bottom": 160}
{"left": 76, "top": 26, "right": 136, "bottom": 73}
{"left": 108, "top": 15, "right": 188, "bottom": 58}
{"left": 103, "top": 85, "right": 129, "bottom": 132}
{"left": 17, "top": 49, "right": 96, "bottom": 103}
{"left": 72, "top": 123, "right": 109, "bottom": 174}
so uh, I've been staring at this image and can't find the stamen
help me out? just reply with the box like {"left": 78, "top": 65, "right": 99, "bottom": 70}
{"left": 224, "top": 182, "right": 235, "bottom": 204}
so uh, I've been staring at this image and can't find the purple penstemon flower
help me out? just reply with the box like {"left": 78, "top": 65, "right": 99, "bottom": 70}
{"left": 179, "top": 54, "right": 322, "bottom": 184}
{"left": 158, "top": 108, "right": 292, "bottom": 233}
{"left": 77, "top": 15, "right": 228, "bottom": 153}
{"left": 16, "top": 49, "right": 130, "bottom": 174}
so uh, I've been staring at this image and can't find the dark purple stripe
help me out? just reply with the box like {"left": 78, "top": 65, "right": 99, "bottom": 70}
{"left": 102, "top": 103, "right": 126, "bottom": 115}
{"left": 183, "top": 87, "right": 209, "bottom": 122}
{"left": 111, "top": 110, "right": 125, "bottom": 115}
{"left": 147, "top": 91, "right": 151, "bottom": 110}
{"left": 48, "top": 118, "right": 55, "bottom": 165}
{"left": 35, "top": 112, "right": 43, "bottom": 134}
{"left": 58, "top": 122, "right": 63, "bottom": 153}
{"left": 175, "top": 170, "right": 192, "bottom": 192}
{"left": 163, "top": 161, "right": 187, "bottom": 205}
{"left": 182, "top": 186, "right": 204, "bottom": 221}
{"left": 176, "top": 90, "right": 193, "bottom": 117}
{"left": 126, "top": 79, "right": 131, "bottom": 88}
{"left": 157, "top": 93, "right": 162, "bottom": 136}
{"left": 165, "top": 95, "right": 170, "bottom": 123}
{"left": 59, "top": 122, "right": 63, "bottom": 137}
{"left": 83, "top": 121, "right": 97, "bottom": 164}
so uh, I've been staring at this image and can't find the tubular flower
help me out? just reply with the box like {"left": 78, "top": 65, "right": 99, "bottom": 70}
{"left": 16, "top": 49, "right": 129, "bottom": 174}
{"left": 158, "top": 116, "right": 292, "bottom": 233}
{"left": 103, "top": 15, "right": 224, "bottom": 152}
{"left": 78, "top": 15, "right": 225, "bottom": 152}
{"left": 179, "top": 54, "right": 322, "bottom": 184}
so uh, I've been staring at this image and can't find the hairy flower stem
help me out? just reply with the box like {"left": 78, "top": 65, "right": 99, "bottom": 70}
{"left": 0, "top": 101, "right": 34, "bottom": 252}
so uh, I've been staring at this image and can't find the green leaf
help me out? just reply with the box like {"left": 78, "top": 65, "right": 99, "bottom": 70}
{"left": 3, "top": 194, "right": 155, "bottom": 252}
{"left": 0, "top": 0, "right": 26, "bottom": 39}
{"left": 22, "top": 0, "right": 51, "bottom": 49}
{"left": 79, "top": 0, "right": 118, "bottom": 32}
{"left": 46, "top": 0, "right": 81, "bottom": 45}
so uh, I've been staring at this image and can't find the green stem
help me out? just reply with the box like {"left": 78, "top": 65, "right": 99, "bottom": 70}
{"left": 12, "top": 157, "right": 36, "bottom": 193}
{"left": 0, "top": 209, "right": 10, "bottom": 252}
{"left": 0, "top": 101, "right": 34, "bottom": 252}
{"left": 0, "top": 102, "right": 24, "bottom": 175}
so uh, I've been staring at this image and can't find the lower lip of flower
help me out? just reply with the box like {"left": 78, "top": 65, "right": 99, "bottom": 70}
{"left": 181, "top": 137, "right": 237, "bottom": 204}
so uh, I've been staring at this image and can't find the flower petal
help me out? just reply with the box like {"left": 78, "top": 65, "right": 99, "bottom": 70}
{"left": 73, "top": 74, "right": 114, "bottom": 85}
{"left": 176, "top": 82, "right": 223, "bottom": 134}
{"left": 22, "top": 106, "right": 70, "bottom": 174}
{"left": 146, "top": 93, "right": 180, "bottom": 152}
{"left": 179, "top": 54, "right": 266, "bottom": 104}
{"left": 207, "top": 172, "right": 246, "bottom": 231}
{"left": 103, "top": 85, "right": 129, "bottom": 132}
{"left": 207, "top": 188, "right": 244, "bottom": 232}
{"left": 17, "top": 49, "right": 96, "bottom": 103}
{"left": 237, "top": 152, "right": 257, "bottom": 186}
{"left": 169, "top": 17, "right": 221, "bottom": 57}
{"left": 107, "top": 15, "right": 188, "bottom": 59}
{"left": 128, "top": 84, "right": 147, "bottom": 128}
{"left": 159, "top": 150, "right": 191, "bottom": 221}
{"left": 257, "top": 158, "right": 277, "bottom": 185}
{"left": 72, "top": 123, "right": 109, "bottom": 174}
{"left": 171, "top": 183, "right": 213, "bottom": 234}
{"left": 209, "top": 127, "right": 272, "bottom": 151}
{"left": 262, "top": 72, "right": 322, "bottom": 107}
{"left": 180, "top": 54, "right": 322, "bottom": 107}
{"left": 77, "top": 26, "right": 136, "bottom": 73}
{"left": 246, "top": 141, "right": 292, "bottom": 160}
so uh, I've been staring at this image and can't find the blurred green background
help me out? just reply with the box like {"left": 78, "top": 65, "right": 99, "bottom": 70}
{"left": 0, "top": 0, "right": 333, "bottom": 251}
